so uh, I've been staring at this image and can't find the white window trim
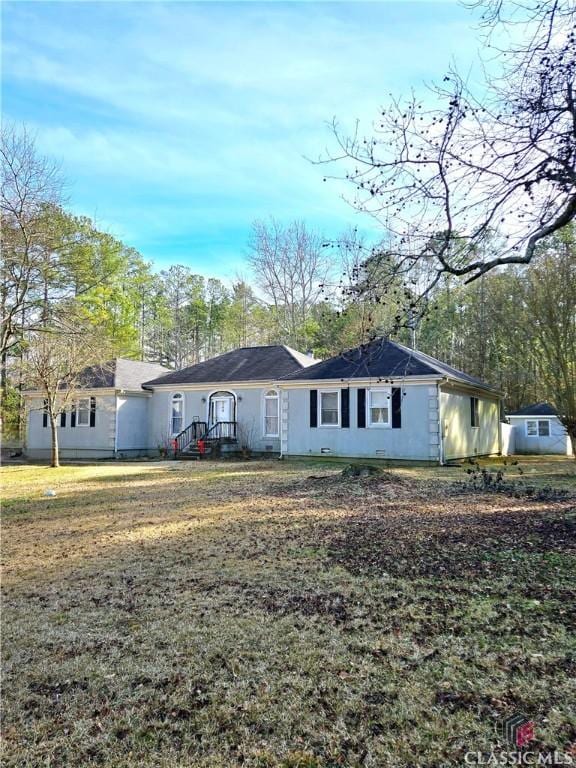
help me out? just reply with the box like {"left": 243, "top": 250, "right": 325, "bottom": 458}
{"left": 525, "top": 418, "right": 551, "bottom": 437}
{"left": 170, "top": 392, "right": 185, "bottom": 436}
{"left": 207, "top": 390, "right": 236, "bottom": 425}
{"left": 367, "top": 387, "right": 392, "bottom": 428}
{"left": 319, "top": 389, "right": 340, "bottom": 428}
{"left": 263, "top": 389, "right": 280, "bottom": 437}
{"left": 77, "top": 398, "right": 90, "bottom": 427}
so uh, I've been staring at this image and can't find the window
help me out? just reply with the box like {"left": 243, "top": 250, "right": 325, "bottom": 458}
{"left": 320, "top": 390, "right": 340, "bottom": 426}
{"left": 264, "top": 390, "right": 279, "bottom": 436}
{"left": 77, "top": 398, "right": 90, "bottom": 426}
{"left": 171, "top": 393, "right": 184, "bottom": 435}
{"left": 526, "top": 419, "right": 550, "bottom": 437}
{"left": 470, "top": 397, "right": 480, "bottom": 428}
{"left": 538, "top": 420, "right": 550, "bottom": 437}
{"left": 368, "top": 388, "right": 391, "bottom": 427}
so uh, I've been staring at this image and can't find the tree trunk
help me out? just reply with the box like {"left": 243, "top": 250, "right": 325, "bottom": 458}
{"left": 567, "top": 426, "right": 576, "bottom": 462}
{"left": 49, "top": 415, "right": 60, "bottom": 468}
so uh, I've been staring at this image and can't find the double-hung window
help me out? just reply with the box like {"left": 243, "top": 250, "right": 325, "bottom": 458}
{"left": 264, "top": 390, "right": 279, "bottom": 436}
{"left": 526, "top": 419, "right": 550, "bottom": 437}
{"left": 320, "top": 390, "right": 339, "bottom": 426}
{"left": 77, "top": 398, "right": 90, "bottom": 426}
{"left": 368, "top": 388, "right": 391, "bottom": 427}
{"left": 171, "top": 393, "right": 184, "bottom": 435}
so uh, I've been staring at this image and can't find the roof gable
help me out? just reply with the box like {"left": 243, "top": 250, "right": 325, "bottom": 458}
{"left": 77, "top": 359, "right": 170, "bottom": 389}
{"left": 280, "top": 338, "right": 495, "bottom": 390}
{"left": 144, "top": 345, "right": 316, "bottom": 386}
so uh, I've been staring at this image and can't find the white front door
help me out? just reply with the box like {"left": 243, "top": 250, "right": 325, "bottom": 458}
{"left": 209, "top": 396, "right": 233, "bottom": 425}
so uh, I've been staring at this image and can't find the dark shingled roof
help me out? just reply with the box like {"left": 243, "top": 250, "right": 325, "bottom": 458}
{"left": 280, "top": 338, "right": 496, "bottom": 390}
{"left": 144, "top": 346, "right": 316, "bottom": 386}
{"left": 508, "top": 402, "right": 558, "bottom": 417}
{"left": 78, "top": 359, "right": 170, "bottom": 389}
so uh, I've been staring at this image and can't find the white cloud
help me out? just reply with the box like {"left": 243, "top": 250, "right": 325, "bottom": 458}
{"left": 2, "top": 1, "right": 482, "bottom": 269}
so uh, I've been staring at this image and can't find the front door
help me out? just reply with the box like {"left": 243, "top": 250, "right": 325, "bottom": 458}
{"left": 209, "top": 395, "right": 234, "bottom": 426}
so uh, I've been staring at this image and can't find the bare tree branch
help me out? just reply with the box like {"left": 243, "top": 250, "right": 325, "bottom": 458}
{"left": 320, "top": 0, "right": 575, "bottom": 296}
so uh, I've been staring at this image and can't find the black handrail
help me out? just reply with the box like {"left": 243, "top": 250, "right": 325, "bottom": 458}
{"left": 204, "top": 421, "right": 237, "bottom": 441}
{"left": 173, "top": 420, "right": 238, "bottom": 457}
{"left": 173, "top": 421, "right": 207, "bottom": 455}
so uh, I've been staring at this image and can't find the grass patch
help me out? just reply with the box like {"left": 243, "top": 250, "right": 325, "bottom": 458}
{"left": 2, "top": 458, "right": 575, "bottom": 766}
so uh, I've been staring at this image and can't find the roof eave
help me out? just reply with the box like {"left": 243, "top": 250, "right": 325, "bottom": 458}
{"left": 278, "top": 374, "right": 444, "bottom": 386}
{"left": 440, "top": 375, "right": 502, "bottom": 396}
{"left": 144, "top": 378, "right": 285, "bottom": 389}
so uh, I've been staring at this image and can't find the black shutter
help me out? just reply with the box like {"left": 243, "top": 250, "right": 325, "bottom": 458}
{"left": 60, "top": 410, "right": 66, "bottom": 428}
{"left": 357, "top": 388, "right": 366, "bottom": 428}
{"left": 42, "top": 400, "right": 48, "bottom": 428}
{"left": 341, "top": 389, "right": 350, "bottom": 428}
{"left": 392, "top": 387, "right": 402, "bottom": 429}
{"left": 70, "top": 403, "right": 76, "bottom": 428}
{"left": 310, "top": 389, "right": 317, "bottom": 428}
{"left": 90, "top": 396, "right": 96, "bottom": 427}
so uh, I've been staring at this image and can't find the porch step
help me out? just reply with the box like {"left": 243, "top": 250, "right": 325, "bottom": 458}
{"left": 175, "top": 452, "right": 202, "bottom": 461}
{"left": 176, "top": 438, "right": 239, "bottom": 460}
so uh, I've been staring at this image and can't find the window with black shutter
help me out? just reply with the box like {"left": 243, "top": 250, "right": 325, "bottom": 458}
{"left": 470, "top": 397, "right": 480, "bottom": 428}
{"left": 42, "top": 400, "right": 48, "bottom": 428}
{"left": 392, "top": 387, "right": 402, "bottom": 429}
{"left": 60, "top": 410, "right": 66, "bottom": 428}
{"left": 90, "top": 396, "right": 96, "bottom": 427}
{"left": 341, "top": 389, "right": 350, "bottom": 428}
{"left": 357, "top": 388, "right": 366, "bottom": 428}
{"left": 310, "top": 389, "right": 317, "bottom": 428}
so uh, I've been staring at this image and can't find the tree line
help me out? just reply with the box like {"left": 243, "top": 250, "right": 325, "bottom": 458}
{"left": 2, "top": 124, "right": 574, "bottom": 444}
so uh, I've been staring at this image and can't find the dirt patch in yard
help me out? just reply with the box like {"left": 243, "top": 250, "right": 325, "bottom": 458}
{"left": 323, "top": 493, "right": 576, "bottom": 580}
{"left": 242, "top": 586, "right": 350, "bottom": 623}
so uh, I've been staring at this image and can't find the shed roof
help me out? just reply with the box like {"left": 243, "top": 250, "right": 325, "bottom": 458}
{"left": 508, "top": 402, "right": 558, "bottom": 417}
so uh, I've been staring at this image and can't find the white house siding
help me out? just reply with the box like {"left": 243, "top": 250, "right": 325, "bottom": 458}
{"left": 116, "top": 394, "right": 153, "bottom": 456}
{"left": 25, "top": 393, "right": 117, "bottom": 459}
{"left": 508, "top": 416, "right": 573, "bottom": 456}
{"left": 440, "top": 386, "right": 500, "bottom": 461}
{"left": 148, "top": 386, "right": 281, "bottom": 454}
{"left": 501, "top": 422, "right": 515, "bottom": 456}
{"left": 283, "top": 384, "right": 433, "bottom": 461}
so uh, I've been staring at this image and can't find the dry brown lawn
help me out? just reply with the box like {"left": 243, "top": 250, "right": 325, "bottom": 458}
{"left": 1, "top": 458, "right": 575, "bottom": 767}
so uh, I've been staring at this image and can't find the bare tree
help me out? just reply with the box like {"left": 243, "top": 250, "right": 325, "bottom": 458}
{"left": 1, "top": 124, "right": 63, "bottom": 362}
{"left": 523, "top": 225, "right": 576, "bottom": 458}
{"left": 323, "top": 0, "right": 575, "bottom": 298}
{"left": 248, "top": 219, "right": 330, "bottom": 347}
{"left": 22, "top": 318, "right": 112, "bottom": 467}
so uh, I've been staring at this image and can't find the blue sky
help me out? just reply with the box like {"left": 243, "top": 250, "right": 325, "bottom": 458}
{"left": 2, "top": 1, "right": 484, "bottom": 279}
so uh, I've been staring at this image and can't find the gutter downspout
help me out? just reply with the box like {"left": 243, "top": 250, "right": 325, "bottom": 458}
{"left": 437, "top": 378, "right": 446, "bottom": 466}
{"left": 114, "top": 391, "right": 120, "bottom": 457}
{"left": 279, "top": 385, "right": 284, "bottom": 460}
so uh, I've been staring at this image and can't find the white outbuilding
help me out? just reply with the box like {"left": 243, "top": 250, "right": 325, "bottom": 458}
{"left": 507, "top": 403, "right": 573, "bottom": 456}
